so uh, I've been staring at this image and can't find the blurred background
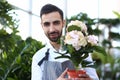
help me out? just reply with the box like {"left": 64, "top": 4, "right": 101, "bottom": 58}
{"left": 6, "top": 0, "right": 120, "bottom": 44}
{"left": 0, "top": 0, "right": 120, "bottom": 80}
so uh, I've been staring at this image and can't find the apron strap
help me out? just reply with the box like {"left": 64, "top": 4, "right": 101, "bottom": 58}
{"left": 38, "top": 49, "right": 50, "bottom": 66}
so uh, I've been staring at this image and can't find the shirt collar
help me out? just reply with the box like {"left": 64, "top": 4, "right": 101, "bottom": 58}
{"left": 45, "top": 41, "right": 58, "bottom": 52}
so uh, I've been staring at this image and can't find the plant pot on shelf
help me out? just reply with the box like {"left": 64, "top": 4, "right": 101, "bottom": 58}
{"left": 67, "top": 69, "right": 86, "bottom": 79}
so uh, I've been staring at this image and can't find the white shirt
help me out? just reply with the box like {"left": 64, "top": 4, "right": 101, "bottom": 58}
{"left": 31, "top": 42, "right": 99, "bottom": 80}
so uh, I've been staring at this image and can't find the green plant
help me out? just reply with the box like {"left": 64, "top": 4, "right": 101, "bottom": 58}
{"left": 0, "top": 0, "right": 44, "bottom": 80}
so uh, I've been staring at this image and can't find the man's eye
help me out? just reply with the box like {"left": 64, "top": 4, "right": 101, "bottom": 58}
{"left": 53, "top": 21, "right": 60, "bottom": 25}
{"left": 43, "top": 22, "right": 50, "bottom": 26}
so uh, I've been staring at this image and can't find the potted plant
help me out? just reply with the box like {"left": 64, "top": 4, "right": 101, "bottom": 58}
{"left": 56, "top": 20, "right": 104, "bottom": 79}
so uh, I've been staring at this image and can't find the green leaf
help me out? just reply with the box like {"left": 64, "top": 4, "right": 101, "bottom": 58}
{"left": 93, "top": 46, "right": 107, "bottom": 56}
{"left": 55, "top": 55, "right": 70, "bottom": 59}
{"left": 81, "top": 53, "right": 89, "bottom": 59}
{"left": 67, "top": 45, "right": 75, "bottom": 54}
{"left": 7, "top": 77, "right": 16, "bottom": 80}
{"left": 16, "top": 55, "right": 21, "bottom": 64}
{"left": 113, "top": 11, "right": 120, "bottom": 19}
{"left": 81, "top": 60, "right": 94, "bottom": 68}
{"left": 110, "top": 32, "right": 120, "bottom": 40}
{"left": 92, "top": 51, "right": 107, "bottom": 64}
{"left": 67, "top": 25, "right": 81, "bottom": 32}
{"left": 2, "top": 52, "right": 7, "bottom": 59}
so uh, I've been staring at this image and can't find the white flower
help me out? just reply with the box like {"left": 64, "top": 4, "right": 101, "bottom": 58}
{"left": 87, "top": 35, "right": 98, "bottom": 46}
{"left": 64, "top": 30, "right": 87, "bottom": 50}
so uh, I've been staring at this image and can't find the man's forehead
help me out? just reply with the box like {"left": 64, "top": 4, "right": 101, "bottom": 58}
{"left": 42, "top": 19, "right": 61, "bottom": 23}
{"left": 41, "top": 12, "right": 62, "bottom": 22}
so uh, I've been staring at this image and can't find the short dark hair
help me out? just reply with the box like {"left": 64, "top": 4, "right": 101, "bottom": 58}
{"left": 40, "top": 4, "right": 63, "bottom": 20}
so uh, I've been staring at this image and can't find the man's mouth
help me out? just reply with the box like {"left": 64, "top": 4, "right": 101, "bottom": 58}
{"left": 49, "top": 33, "right": 58, "bottom": 38}
{"left": 49, "top": 32, "right": 58, "bottom": 37}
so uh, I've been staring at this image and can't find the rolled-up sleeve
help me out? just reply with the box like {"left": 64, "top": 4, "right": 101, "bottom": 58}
{"left": 31, "top": 56, "right": 42, "bottom": 80}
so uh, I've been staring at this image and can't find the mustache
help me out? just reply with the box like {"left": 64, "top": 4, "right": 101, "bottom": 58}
{"left": 49, "top": 31, "right": 58, "bottom": 34}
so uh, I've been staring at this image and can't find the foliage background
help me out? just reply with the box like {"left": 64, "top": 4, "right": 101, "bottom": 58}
{"left": 0, "top": 0, "right": 120, "bottom": 80}
{"left": 0, "top": 0, "right": 44, "bottom": 80}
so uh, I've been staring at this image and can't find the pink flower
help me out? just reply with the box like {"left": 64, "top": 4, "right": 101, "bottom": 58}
{"left": 87, "top": 35, "right": 98, "bottom": 46}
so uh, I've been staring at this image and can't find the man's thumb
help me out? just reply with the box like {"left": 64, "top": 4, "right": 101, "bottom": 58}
{"left": 60, "top": 68, "right": 68, "bottom": 78}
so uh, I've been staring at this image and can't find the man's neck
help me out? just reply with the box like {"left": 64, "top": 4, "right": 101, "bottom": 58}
{"left": 50, "top": 41, "right": 60, "bottom": 51}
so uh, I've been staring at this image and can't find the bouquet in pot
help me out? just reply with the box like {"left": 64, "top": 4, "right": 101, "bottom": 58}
{"left": 56, "top": 20, "right": 99, "bottom": 69}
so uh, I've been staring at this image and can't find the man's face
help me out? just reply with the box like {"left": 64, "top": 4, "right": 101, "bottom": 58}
{"left": 41, "top": 12, "right": 65, "bottom": 42}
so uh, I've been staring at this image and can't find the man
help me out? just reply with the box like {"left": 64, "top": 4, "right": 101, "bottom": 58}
{"left": 31, "top": 4, "right": 99, "bottom": 80}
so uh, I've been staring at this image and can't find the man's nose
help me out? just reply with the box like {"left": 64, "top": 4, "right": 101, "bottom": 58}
{"left": 49, "top": 24, "right": 56, "bottom": 32}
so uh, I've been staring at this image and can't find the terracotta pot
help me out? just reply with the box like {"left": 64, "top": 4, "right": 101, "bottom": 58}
{"left": 67, "top": 69, "right": 86, "bottom": 79}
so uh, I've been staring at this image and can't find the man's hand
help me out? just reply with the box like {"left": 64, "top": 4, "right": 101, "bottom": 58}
{"left": 57, "top": 68, "right": 93, "bottom": 80}
{"left": 57, "top": 68, "right": 70, "bottom": 80}
{"left": 78, "top": 74, "right": 93, "bottom": 80}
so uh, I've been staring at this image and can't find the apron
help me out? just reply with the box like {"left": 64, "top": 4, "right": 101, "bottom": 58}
{"left": 42, "top": 60, "right": 74, "bottom": 80}
{"left": 38, "top": 49, "right": 75, "bottom": 80}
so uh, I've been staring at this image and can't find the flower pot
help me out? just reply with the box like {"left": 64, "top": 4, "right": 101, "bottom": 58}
{"left": 67, "top": 69, "right": 86, "bottom": 79}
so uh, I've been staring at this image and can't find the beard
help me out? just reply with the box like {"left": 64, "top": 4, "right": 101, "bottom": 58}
{"left": 47, "top": 31, "right": 62, "bottom": 42}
